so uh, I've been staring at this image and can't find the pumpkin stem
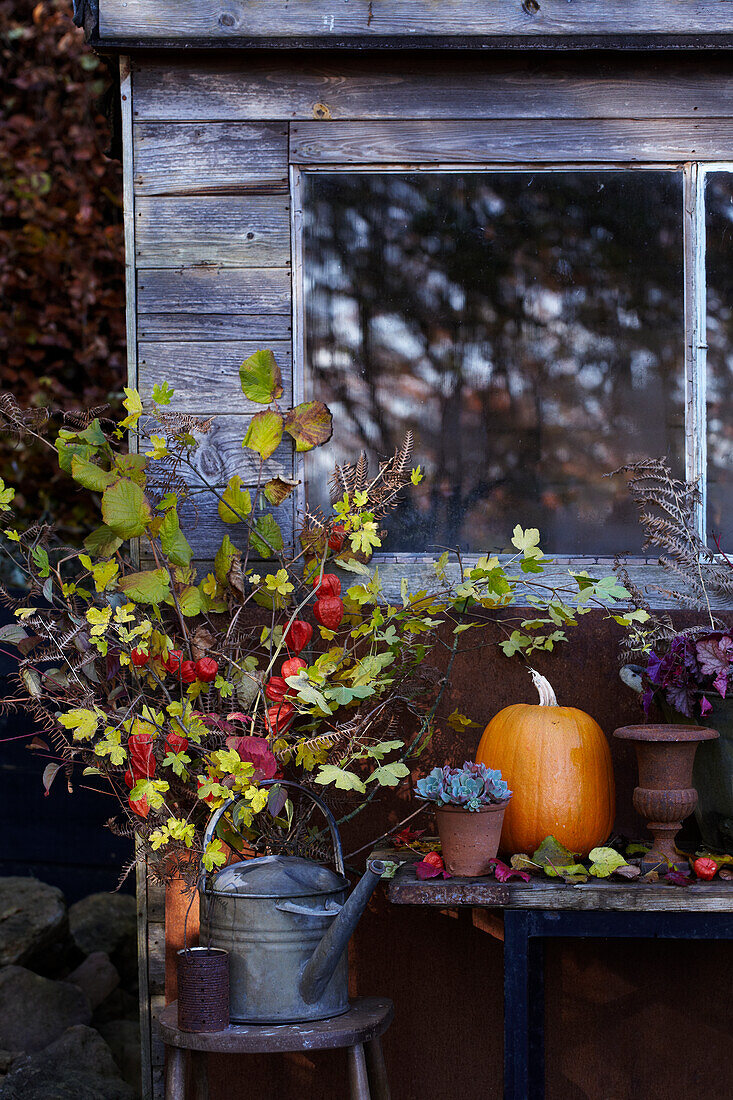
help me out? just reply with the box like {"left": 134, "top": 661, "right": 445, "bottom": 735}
{"left": 529, "top": 668, "right": 558, "bottom": 707}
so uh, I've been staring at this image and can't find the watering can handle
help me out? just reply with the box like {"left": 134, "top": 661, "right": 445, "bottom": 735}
{"left": 201, "top": 779, "right": 345, "bottom": 876}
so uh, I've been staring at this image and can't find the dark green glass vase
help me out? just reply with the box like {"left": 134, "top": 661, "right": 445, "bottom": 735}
{"left": 660, "top": 695, "right": 733, "bottom": 854}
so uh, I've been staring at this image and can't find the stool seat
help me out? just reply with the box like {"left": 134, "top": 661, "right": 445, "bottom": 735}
{"left": 161, "top": 998, "right": 394, "bottom": 1099}
{"left": 160, "top": 997, "right": 393, "bottom": 1053}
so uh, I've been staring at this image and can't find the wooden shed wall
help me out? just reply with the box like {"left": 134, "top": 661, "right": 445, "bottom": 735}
{"left": 124, "top": 51, "right": 733, "bottom": 1100}
{"left": 101, "top": 1, "right": 733, "bottom": 43}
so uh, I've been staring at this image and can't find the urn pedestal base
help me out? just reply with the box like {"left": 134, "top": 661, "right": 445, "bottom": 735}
{"left": 614, "top": 724, "right": 719, "bottom": 870}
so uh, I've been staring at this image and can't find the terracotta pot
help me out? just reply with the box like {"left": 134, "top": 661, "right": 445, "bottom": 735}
{"left": 435, "top": 800, "right": 509, "bottom": 877}
{"left": 613, "top": 724, "right": 719, "bottom": 867}
{"left": 165, "top": 859, "right": 200, "bottom": 1004}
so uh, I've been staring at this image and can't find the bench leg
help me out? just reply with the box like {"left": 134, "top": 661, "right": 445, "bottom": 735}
{"left": 365, "top": 1037, "right": 390, "bottom": 1100}
{"left": 191, "top": 1051, "right": 209, "bottom": 1100}
{"left": 166, "top": 1047, "right": 187, "bottom": 1100}
{"left": 348, "top": 1042, "right": 371, "bottom": 1099}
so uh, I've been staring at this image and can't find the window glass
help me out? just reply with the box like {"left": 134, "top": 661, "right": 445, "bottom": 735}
{"left": 304, "top": 171, "right": 685, "bottom": 555}
{"left": 706, "top": 172, "right": 733, "bottom": 548}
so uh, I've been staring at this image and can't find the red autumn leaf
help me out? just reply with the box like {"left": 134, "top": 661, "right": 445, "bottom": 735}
{"left": 392, "top": 827, "right": 426, "bottom": 848}
{"left": 489, "top": 858, "right": 531, "bottom": 883}
{"left": 665, "top": 870, "right": 693, "bottom": 887}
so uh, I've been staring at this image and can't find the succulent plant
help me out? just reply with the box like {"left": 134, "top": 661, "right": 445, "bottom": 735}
{"left": 415, "top": 761, "right": 511, "bottom": 811}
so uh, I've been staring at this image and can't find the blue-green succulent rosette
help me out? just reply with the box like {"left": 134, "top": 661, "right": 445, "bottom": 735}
{"left": 415, "top": 761, "right": 510, "bottom": 811}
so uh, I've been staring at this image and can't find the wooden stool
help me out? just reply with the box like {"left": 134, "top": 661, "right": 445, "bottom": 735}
{"left": 160, "top": 997, "right": 393, "bottom": 1100}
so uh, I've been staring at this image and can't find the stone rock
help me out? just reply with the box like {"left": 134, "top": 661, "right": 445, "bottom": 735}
{"left": 0, "top": 967, "right": 91, "bottom": 1053}
{"left": 0, "top": 1051, "right": 17, "bottom": 1075}
{"left": 68, "top": 892, "right": 138, "bottom": 988}
{"left": 67, "top": 952, "right": 120, "bottom": 1009}
{"left": 0, "top": 1025, "right": 135, "bottom": 1099}
{"left": 0, "top": 878, "right": 67, "bottom": 969}
{"left": 98, "top": 1019, "right": 142, "bottom": 1096}
{"left": 92, "top": 985, "right": 139, "bottom": 1027}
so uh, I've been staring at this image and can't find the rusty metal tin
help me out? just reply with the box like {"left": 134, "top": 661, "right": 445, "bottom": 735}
{"left": 176, "top": 947, "right": 229, "bottom": 1033}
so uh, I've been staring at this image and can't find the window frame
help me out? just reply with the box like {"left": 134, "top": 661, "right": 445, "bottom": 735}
{"left": 290, "top": 159, "right": 730, "bottom": 579}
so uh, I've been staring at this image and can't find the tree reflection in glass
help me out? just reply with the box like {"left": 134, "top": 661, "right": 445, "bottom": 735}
{"left": 303, "top": 171, "right": 685, "bottom": 556}
{"left": 706, "top": 173, "right": 733, "bottom": 548}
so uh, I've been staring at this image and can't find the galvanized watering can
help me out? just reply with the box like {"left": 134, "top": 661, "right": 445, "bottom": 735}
{"left": 200, "top": 780, "right": 385, "bottom": 1024}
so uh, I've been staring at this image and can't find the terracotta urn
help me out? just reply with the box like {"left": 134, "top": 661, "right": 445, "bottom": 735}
{"left": 434, "top": 800, "right": 509, "bottom": 877}
{"left": 613, "top": 724, "right": 719, "bottom": 868}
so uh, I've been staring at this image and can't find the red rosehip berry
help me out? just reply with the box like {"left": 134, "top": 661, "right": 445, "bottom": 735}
{"left": 312, "top": 572, "right": 341, "bottom": 598}
{"left": 130, "top": 648, "right": 149, "bottom": 667}
{"left": 195, "top": 657, "right": 219, "bottom": 683}
{"left": 281, "top": 657, "right": 307, "bottom": 680}
{"left": 284, "top": 619, "right": 313, "bottom": 654}
{"left": 313, "top": 596, "right": 344, "bottom": 631}
{"left": 265, "top": 676, "right": 289, "bottom": 703}
{"left": 179, "top": 661, "right": 198, "bottom": 684}
{"left": 129, "top": 794, "right": 149, "bottom": 818}
{"left": 266, "top": 702, "right": 295, "bottom": 734}
{"left": 165, "top": 731, "right": 189, "bottom": 755}
{"left": 328, "top": 525, "right": 347, "bottom": 552}
{"left": 693, "top": 856, "right": 718, "bottom": 881}
{"left": 165, "top": 649, "right": 183, "bottom": 674}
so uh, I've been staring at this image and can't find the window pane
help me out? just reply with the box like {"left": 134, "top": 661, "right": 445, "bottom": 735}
{"left": 304, "top": 171, "right": 685, "bottom": 555}
{"left": 706, "top": 173, "right": 733, "bottom": 548}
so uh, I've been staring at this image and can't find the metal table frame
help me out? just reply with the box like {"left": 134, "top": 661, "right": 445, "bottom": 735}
{"left": 503, "top": 908, "right": 733, "bottom": 1100}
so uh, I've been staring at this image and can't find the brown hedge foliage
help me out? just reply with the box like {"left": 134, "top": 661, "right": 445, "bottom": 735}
{"left": 0, "top": 0, "right": 125, "bottom": 558}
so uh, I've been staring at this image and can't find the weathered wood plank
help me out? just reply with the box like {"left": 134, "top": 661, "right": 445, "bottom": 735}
{"left": 140, "top": 414, "right": 296, "bottom": 559}
{"left": 133, "top": 122, "right": 288, "bottom": 196}
{"left": 135, "top": 196, "right": 291, "bottom": 268}
{"left": 386, "top": 857, "right": 733, "bottom": 912}
{"left": 143, "top": 415, "right": 294, "bottom": 489}
{"left": 138, "top": 313, "right": 291, "bottom": 342}
{"left": 100, "top": 1, "right": 733, "bottom": 41}
{"left": 133, "top": 57, "right": 733, "bottom": 123}
{"left": 135, "top": 851, "right": 153, "bottom": 1100}
{"left": 321, "top": 558, "right": 733, "bottom": 611}
{"left": 291, "top": 119, "right": 733, "bottom": 164}
{"left": 137, "top": 268, "right": 291, "bottom": 315}
{"left": 138, "top": 341, "right": 292, "bottom": 411}
{"left": 148, "top": 921, "right": 166, "bottom": 997}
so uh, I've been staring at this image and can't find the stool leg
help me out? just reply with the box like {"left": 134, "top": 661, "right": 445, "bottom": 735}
{"left": 365, "top": 1037, "right": 390, "bottom": 1100}
{"left": 348, "top": 1043, "right": 371, "bottom": 1100}
{"left": 166, "top": 1047, "right": 187, "bottom": 1100}
{"left": 191, "top": 1051, "right": 209, "bottom": 1100}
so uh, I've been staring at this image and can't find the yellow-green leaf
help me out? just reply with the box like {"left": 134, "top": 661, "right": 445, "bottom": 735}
{"left": 217, "top": 476, "right": 252, "bottom": 525}
{"left": 71, "top": 455, "right": 115, "bottom": 493}
{"left": 249, "top": 514, "right": 283, "bottom": 558}
{"left": 118, "top": 568, "right": 171, "bottom": 605}
{"left": 214, "top": 534, "right": 241, "bottom": 586}
{"left": 588, "top": 847, "right": 628, "bottom": 878}
{"left": 243, "top": 409, "right": 283, "bottom": 461}
{"left": 83, "top": 524, "right": 123, "bottom": 559}
{"left": 177, "top": 585, "right": 204, "bottom": 617}
{"left": 239, "top": 349, "right": 284, "bottom": 404}
{"left": 101, "top": 479, "right": 151, "bottom": 539}
{"left": 160, "top": 507, "right": 192, "bottom": 568}
{"left": 314, "top": 765, "right": 366, "bottom": 793}
{"left": 58, "top": 708, "right": 99, "bottom": 741}
{"left": 121, "top": 387, "right": 143, "bottom": 430}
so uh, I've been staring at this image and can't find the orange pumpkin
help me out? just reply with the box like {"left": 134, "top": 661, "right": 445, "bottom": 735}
{"left": 475, "top": 670, "right": 615, "bottom": 857}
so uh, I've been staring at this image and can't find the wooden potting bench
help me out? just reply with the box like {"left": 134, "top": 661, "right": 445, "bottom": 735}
{"left": 379, "top": 850, "right": 733, "bottom": 1100}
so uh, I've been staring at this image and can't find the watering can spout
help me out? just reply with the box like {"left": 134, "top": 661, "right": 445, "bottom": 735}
{"left": 299, "top": 859, "right": 385, "bottom": 1006}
